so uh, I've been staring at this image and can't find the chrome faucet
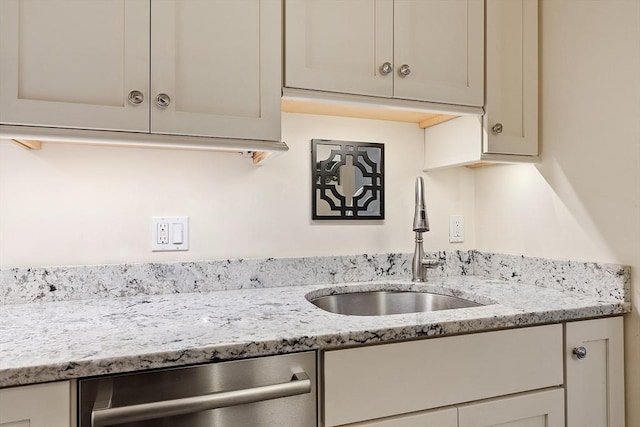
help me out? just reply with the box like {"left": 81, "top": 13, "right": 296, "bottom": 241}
{"left": 412, "top": 176, "right": 440, "bottom": 281}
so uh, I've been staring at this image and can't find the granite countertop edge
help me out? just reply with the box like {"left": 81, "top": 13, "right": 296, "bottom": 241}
{"left": 0, "top": 277, "right": 631, "bottom": 388}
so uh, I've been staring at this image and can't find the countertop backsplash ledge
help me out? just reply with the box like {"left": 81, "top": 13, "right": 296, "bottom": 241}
{"left": 0, "top": 250, "right": 629, "bottom": 305}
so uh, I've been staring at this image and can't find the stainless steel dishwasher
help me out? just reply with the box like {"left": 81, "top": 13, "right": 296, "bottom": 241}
{"left": 79, "top": 352, "right": 317, "bottom": 427}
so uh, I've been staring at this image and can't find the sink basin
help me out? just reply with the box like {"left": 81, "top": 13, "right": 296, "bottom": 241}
{"left": 308, "top": 290, "right": 483, "bottom": 316}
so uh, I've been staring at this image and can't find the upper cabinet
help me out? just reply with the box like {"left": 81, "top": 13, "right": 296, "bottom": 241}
{"left": 285, "top": 0, "right": 393, "bottom": 98}
{"left": 284, "top": 0, "right": 484, "bottom": 107}
{"left": 393, "top": 0, "right": 484, "bottom": 106}
{"left": 483, "top": 0, "right": 538, "bottom": 156}
{"left": 0, "top": 0, "right": 282, "bottom": 146}
{"left": 150, "top": 0, "right": 281, "bottom": 141}
{"left": 0, "top": 0, "right": 150, "bottom": 133}
{"left": 285, "top": 0, "right": 539, "bottom": 170}
{"left": 424, "top": 0, "right": 539, "bottom": 169}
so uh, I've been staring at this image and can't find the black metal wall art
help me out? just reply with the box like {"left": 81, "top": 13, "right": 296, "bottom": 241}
{"left": 312, "top": 139, "right": 384, "bottom": 220}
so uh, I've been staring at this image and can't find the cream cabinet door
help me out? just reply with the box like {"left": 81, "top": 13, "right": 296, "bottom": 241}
{"left": 483, "top": 0, "right": 538, "bottom": 156}
{"left": 393, "top": 0, "right": 484, "bottom": 106}
{"left": 565, "top": 317, "right": 625, "bottom": 427}
{"left": 458, "top": 389, "right": 565, "bottom": 427}
{"left": 0, "top": 0, "right": 149, "bottom": 132}
{"left": 151, "top": 0, "right": 281, "bottom": 141}
{"left": 284, "top": 0, "right": 394, "bottom": 98}
{"left": 342, "top": 407, "right": 457, "bottom": 427}
{"left": 0, "top": 381, "right": 73, "bottom": 427}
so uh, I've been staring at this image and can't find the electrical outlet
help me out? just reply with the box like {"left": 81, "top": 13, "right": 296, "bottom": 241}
{"left": 157, "top": 223, "right": 169, "bottom": 244}
{"left": 449, "top": 215, "right": 464, "bottom": 243}
{"left": 152, "top": 217, "right": 189, "bottom": 251}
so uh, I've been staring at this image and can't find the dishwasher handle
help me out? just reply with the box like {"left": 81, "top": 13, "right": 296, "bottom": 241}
{"left": 91, "top": 372, "right": 312, "bottom": 427}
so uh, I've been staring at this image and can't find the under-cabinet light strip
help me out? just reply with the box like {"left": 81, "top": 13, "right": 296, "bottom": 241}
{"left": 282, "top": 87, "right": 485, "bottom": 116}
{"left": 0, "top": 124, "right": 289, "bottom": 154}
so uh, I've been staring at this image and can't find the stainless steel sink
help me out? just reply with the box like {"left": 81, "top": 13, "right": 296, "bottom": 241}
{"left": 308, "top": 291, "right": 482, "bottom": 316}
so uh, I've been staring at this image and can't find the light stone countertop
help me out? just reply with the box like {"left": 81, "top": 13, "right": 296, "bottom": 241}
{"left": 0, "top": 275, "right": 630, "bottom": 388}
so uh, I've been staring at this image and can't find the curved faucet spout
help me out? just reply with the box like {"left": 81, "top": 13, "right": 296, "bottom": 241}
{"left": 412, "top": 176, "right": 438, "bottom": 281}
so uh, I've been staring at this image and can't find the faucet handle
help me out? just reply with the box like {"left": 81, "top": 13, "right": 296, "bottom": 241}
{"left": 421, "top": 257, "right": 441, "bottom": 269}
{"left": 413, "top": 257, "right": 441, "bottom": 282}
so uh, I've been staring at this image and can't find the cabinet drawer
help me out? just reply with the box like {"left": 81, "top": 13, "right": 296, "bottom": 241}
{"left": 458, "top": 388, "right": 564, "bottom": 427}
{"left": 323, "top": 324, "right": 563, "bottom": 426}
{"left": 342, "top": 406, "right": 457, "bottom": 427}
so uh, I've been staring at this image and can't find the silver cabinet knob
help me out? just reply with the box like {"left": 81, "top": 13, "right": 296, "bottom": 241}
{"left": 128, "top": 90, "right": 144, "bottom": 105}
{"left": 491, "top": 123, "right": 503, "bottom": 134}
{"left": 155, "top": 93, "right": 171, "bottom": 108}
{"left": 572, "top": 346, "right": 587, "bottom": 360}
{"left": 379, "top": 62, "right": 393, "bottom": 76}
{"left": 398, "top": 64, "right": 411, "bottom": 77}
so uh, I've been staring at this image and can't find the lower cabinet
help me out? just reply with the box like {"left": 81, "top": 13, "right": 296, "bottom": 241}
{"left": 0, "top": 380, "right": 74, "bottom": 427}
{"left": 323, "top": 318, "right": 625, "bottom": 427}
{"left": 565, "top": 317, "right": 625, "bottom": 427}
{"left": 0, "top": 317, "right": 624, "bottom": 427}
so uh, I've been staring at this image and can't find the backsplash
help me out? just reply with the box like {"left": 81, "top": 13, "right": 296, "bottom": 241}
{"left": 473, "top": 252, "right": 630, "bottom": 302}
{"left": 0, "top": 250, "right": 629, "bottom": 305}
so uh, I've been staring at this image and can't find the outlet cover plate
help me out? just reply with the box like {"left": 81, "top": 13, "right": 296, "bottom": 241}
{"left": 152, "top": 216, "right": 189, "bottom": 251}
{"left": 449, "top": 215, "right": 464, "bottom": 243}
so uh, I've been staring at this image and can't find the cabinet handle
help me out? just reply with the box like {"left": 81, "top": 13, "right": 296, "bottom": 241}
{"left": 491, "top": 123, "right": 503, "bottom": 134}
{"left": 572, "top": 346, "right": 587, "bottom": 360}
{"left": 155, "top": 93, "right": 171, "bottom": 108}
{"left": 379, "top": 62, "right": 393, "bottom": 76}
{"left": 127, "top": 90, "right": 144, "bottom": 105}
{"left": 398, "top": 64, "right": 411, "bottom": 77}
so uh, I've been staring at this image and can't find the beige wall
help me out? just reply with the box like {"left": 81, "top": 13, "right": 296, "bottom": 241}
{"left": 0, "top": 113, "right": 475, "bottom": 268}
{"left": 474, "top": 1, "right": 640, "bottom": 424}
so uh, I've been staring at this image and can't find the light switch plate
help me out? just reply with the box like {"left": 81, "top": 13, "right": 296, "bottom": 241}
{"left": 152, "top": 216, "right": 189, "bottom": 251}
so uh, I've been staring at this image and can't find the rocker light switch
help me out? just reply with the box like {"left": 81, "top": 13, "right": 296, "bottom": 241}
{"left": 172, "top": 223, "right": 184, "bottom": 244}
{"left": 152, "top": 217, "right": 189, "bottom": 251}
